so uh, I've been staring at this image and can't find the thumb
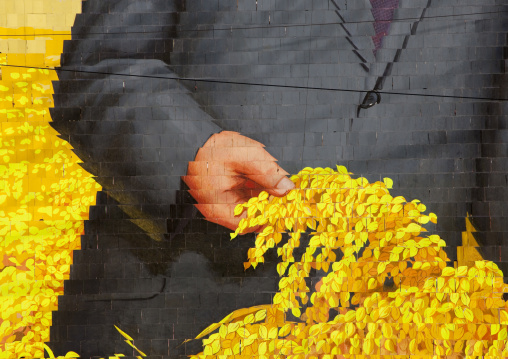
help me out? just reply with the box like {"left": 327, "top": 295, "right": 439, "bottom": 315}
{"left": 241, "top": 161, "right": 296, "bottom": 197}
{"left": 270, "top": 176, "right": 296, "bottom": 197}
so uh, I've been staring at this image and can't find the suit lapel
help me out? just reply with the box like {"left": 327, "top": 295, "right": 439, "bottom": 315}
{"left": 330, "top": 0, "right": 376, "bottom": 72}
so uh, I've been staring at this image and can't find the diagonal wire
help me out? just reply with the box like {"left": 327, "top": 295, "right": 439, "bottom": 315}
{"left": 1, "top": 63, "right": 507, "bottom": 102}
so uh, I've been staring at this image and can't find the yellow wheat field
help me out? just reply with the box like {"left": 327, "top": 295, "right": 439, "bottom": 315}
{"left": 0, "top": 1, "right": 102, "bottom": 356}
{"left": 0, "top": 67, "right": 102, "bottom": 358}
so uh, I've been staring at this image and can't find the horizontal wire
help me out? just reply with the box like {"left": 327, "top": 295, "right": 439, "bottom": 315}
{"left": 0, "top": 9, "right": 506, "bottom": 37}
{"left": 1, "top": 63, "right": 507, "bottom": 102}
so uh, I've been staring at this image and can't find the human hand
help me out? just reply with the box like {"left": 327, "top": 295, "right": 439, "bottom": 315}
{"left": 183, "top": 131, "right": 295, "bottom": 232}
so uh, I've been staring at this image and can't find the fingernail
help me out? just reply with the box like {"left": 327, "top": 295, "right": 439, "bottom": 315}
{"left": 275, "top": 177, "right": 295, "bottom": 195}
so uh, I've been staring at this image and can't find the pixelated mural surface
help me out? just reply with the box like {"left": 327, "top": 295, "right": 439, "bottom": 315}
{"left": 1, "top": 0, "right": 508, "bottom": 358}
{"left": 0, "top": 0, "right": 101, "bottom": 357}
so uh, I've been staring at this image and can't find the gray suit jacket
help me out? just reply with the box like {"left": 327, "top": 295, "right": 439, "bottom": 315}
{"left": 49, "top": 0, "right": 508, "bottom": 357}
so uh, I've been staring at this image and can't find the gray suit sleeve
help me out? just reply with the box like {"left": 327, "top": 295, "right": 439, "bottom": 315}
{"left": 49, "top": 0, "right": 223, "bottom": 239}
{"left": 51, "top": 62, "right": 221, "bottom": 240}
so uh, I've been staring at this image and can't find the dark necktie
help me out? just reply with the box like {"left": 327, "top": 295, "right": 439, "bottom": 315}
{"left": 370, "top": 0, "right": 399, "bottom": 53}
